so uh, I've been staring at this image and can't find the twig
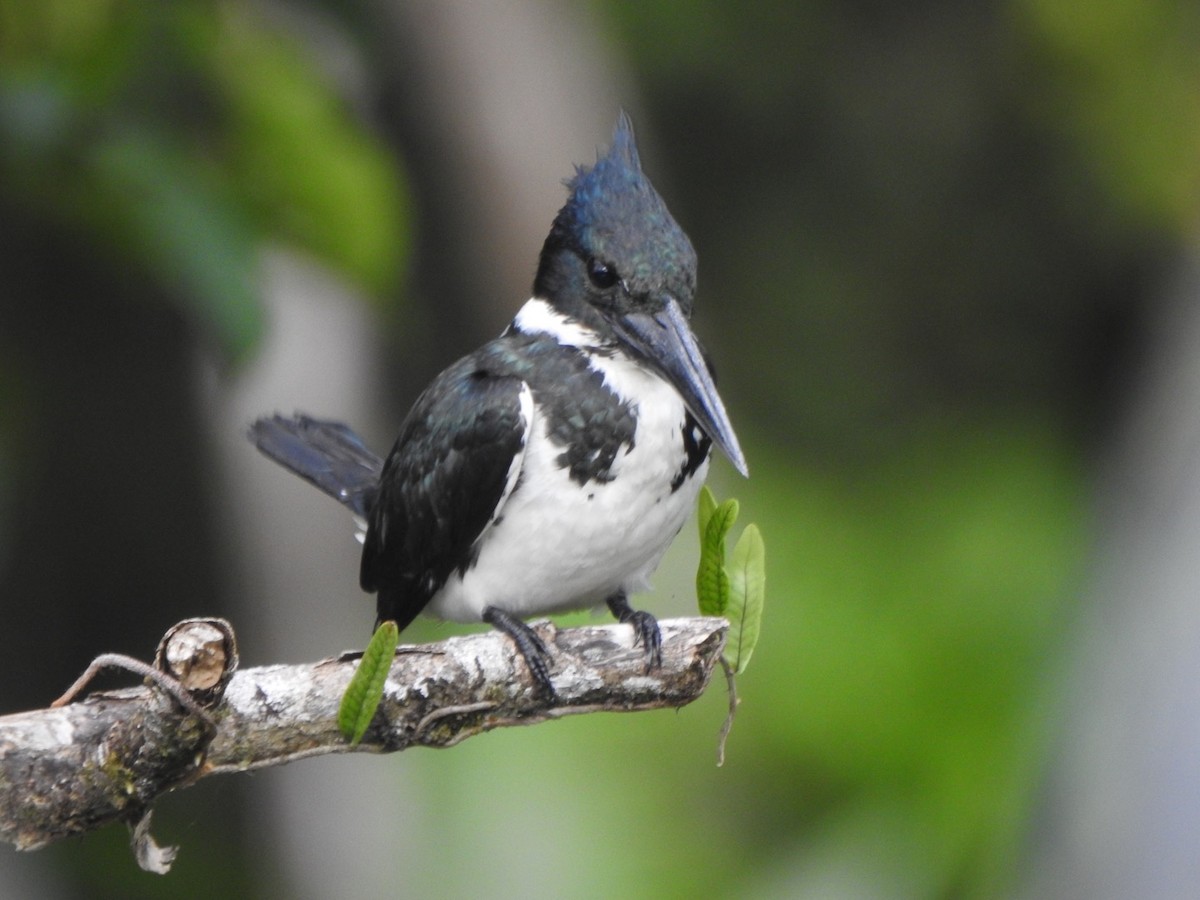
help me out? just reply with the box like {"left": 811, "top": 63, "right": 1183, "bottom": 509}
{"left": 51, "top": 653, "right": 212, "bottom": 722}
{"left": 716, "top": 657, "right": 739, "bottom": 767}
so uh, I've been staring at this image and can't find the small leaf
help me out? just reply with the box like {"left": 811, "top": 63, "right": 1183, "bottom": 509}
{"left": 709, "top": 497, "right": 739, "bottom": 551}
{"left": 697, "top": 484, "right": 717, "bottom": 545}
{"left": 697, "top": 496, "right": 738, "bottom": 616}
{"left": 338, "top": 620, "right": 399, "bottom": 744}
{"left": 723, "top": 524, "right": 765, "bottom": 674}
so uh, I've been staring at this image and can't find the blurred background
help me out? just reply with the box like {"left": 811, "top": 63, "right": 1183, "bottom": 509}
{"left": 2, "top": 1, "right": 1199, "bottom": 897}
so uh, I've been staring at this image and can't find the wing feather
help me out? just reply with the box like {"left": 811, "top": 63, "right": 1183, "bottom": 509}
{"left": 361, "top": 358, "right": 532, "bottom": 629}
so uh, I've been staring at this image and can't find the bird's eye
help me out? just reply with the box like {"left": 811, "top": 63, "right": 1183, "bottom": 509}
{"left": 587, "top": 258, "right": 619, "bottom": 290}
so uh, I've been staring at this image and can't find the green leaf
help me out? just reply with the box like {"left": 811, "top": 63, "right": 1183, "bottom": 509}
{"left": 338, "top": 620, "right": 399, "bottom": 745}
{"left": 723, "top": 524, "right": 765, "bottom": 674}
{"left": 697, "top": 495, "right": 738, "bottom": 616}
{"left": 698, "top": 484, "right": 717, "bottom": 545}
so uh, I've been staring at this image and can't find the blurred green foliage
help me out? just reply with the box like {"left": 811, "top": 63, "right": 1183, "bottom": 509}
{"left": 1017, "top": 0, "right": 1200, "bottom": 229}
{"left": 0, "top": 0, "right": 407, "bottom": 357}
{"left": 749, "top": 422, "right": 1082, "bottom": 895}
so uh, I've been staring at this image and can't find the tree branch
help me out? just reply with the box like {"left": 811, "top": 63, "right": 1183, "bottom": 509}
{"left": 0, "top": 616, "right": 727, "bottom": 869}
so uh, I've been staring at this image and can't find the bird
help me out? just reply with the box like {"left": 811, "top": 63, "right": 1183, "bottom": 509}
{"left": 251, "top": 113, "right": 747, "bottom": 693}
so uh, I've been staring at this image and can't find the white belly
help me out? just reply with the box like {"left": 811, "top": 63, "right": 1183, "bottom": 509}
{"left": 426, "top": 361, "right": 707, "bottom": 623}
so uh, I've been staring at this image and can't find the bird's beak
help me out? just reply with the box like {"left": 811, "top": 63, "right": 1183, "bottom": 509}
{"left": 612, "top": 297, "right": 749, "bottom": 477}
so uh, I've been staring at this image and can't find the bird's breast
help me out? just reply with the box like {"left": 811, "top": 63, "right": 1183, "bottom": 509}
{"left": 425, "top": 350, "right": 710, "bottom": 623}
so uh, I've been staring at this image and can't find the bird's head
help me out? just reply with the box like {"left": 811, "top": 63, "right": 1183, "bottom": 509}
{"left": 533, "top": 113, "right": 748, "bottom": 477}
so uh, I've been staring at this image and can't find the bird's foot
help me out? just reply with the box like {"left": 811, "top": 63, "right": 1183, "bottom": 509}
{"left": 483, "top": 606, "right": 555, "bottom": 695}
{"left": 606, "top": 593, "right": 663, "bottom": 671}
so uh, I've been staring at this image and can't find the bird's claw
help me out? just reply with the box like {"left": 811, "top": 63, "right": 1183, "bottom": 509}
{"left": 626, "top": 609, "right": 663, "bottom": 671}
{"left": 606, "top": 593, "right": 663, "bottom": 672}
{"left": 484, "top": 606, "right": 555, "bottom": 695}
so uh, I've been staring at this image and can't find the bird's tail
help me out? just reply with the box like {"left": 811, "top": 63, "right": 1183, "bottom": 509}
{"left": 249, "top": 414, "right": 383, "bottom": 519}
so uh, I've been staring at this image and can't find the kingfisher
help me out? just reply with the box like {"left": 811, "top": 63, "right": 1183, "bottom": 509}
{"left": 251, "top": 113, "right": 747, "bottom": 693}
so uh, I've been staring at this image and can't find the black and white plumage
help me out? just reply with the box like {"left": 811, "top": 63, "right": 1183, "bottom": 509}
{"left": 252, "top": 114, "right": 747, "bottom": 692}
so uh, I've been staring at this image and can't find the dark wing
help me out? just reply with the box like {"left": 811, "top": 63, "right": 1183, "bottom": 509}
{"left": 361, "top": 357, "right": 531, "bottom": 629}
{"left": 250, "top": 414, "right": 384, "bottom": 518}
